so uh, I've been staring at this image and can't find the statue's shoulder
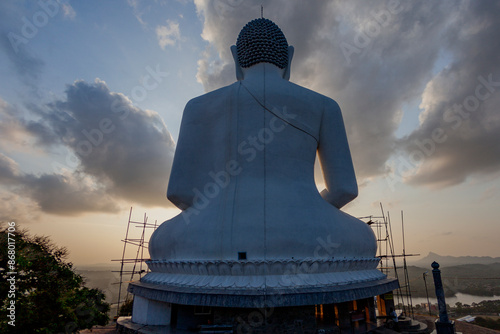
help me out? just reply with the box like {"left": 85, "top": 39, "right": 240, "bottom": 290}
{"left": 185, "top": 83, "right": 238, "bottom": 109}
{"left": 286, "top": 81, "right": 341, "bottom": 111}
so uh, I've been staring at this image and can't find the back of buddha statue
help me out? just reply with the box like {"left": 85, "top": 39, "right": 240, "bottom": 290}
{"left": 149, "top": 18, "right": 375, "bottom": 262}
{"left": 135, "top": 20, "right": 396, "bottom": 324}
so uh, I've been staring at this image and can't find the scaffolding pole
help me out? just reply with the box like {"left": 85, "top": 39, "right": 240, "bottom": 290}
{"left": 112, "top": 207, "right": 158, "bottom": 318}
{"left": 361, "top": 203, "right": 419, "bottom": 319}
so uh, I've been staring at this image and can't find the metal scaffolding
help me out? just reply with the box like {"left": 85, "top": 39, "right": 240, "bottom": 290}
{"left": 359, "top": 203, "right": 419, "bottom": 318}
{"left": 111, "top": 207, "right": 158, "bottom": 318}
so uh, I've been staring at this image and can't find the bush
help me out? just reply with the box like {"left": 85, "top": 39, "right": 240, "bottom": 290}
{"left": 0, "top": 224, "right": 110, "bottom": 333}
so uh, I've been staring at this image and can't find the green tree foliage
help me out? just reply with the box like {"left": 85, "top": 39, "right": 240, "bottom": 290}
{"left": 0, "top": 224, "right": 110, "bottom": 333}
{"left": 452, "top": 300, "right": 500, "bottom": 316}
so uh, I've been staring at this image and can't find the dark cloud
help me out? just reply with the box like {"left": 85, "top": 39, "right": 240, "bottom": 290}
{"left": 194, "top": 1, "right": 451, "bottom": 180}
{"left": 195, "top": 1, "right": 334, "bottom": 92}
{"left": 0, "top": 151, "right": 119, "bottom": 216}
{"left": 0, "top": 2, "right": 175, "bottom": 217}
{"left": 0, "top": 98, "right": 58, "bottom": 148}
{"left": 397, "top": 1, "right": 500, "bottom": 188}
{"left": 23, "top": 172, "right": 119, "bottom": 216}
{"left": 195, "top": 0, "right": 500, "bottom": 188}
{"left": 0, "top": 153, "right": 21, "bottom": 185}
{"left": 0, "top": 79, "right": 176, "bottom": 216}
{"left": 40, "top": 79, "right": 176, "bottom": 206}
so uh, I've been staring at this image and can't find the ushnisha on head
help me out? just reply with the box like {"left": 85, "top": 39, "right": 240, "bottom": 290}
{"left": 236, "top": 18, "right": 288, "bottom": 69}
{"left": 231, "top": 18, "right": 294, "bottom": 80}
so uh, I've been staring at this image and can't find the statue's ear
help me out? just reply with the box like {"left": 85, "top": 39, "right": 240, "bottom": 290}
{"left": 283, "top": 45, "right": 294, "bottom": 81}
{"left": 231, "top": 45, "right": 244, "bottom": 81}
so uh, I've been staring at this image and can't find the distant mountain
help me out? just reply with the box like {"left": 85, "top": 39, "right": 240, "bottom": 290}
{"left": 410, "top": 252, "right": 500, "bottom": 268}
{"left": 389, "top": 263, "right": 500, "bottom": 298}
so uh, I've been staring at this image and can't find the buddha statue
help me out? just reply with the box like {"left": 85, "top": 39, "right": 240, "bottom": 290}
{"left": 149, "top": 18, "right": 376, "bottom": 263}
{"left": 128, "top": 21, "right": 399, "bottom": 328}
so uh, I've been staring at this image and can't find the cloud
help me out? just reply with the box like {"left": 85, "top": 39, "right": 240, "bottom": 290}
{"left": 0, "top": 153, "right": 22, "bottom": 185}
{"left": 0, "top": 190, "right": 40, "bottom": 222}
{"left": 0, "top": 98, "right": 29, "bottom": 149}
{"left": 0, "top": 98, "right": 58, "bottom": 151}
{"left": 0, "top": 33, "right": 45, "bottom": 94}
{"left": 0, "top": 151, "right": 119, "bottom": 216}
{"left": 193, "top": 0, "right": 456, "bottom": 181}
{"left": 61, "top": 2, "right": 76, "bottom": 20}
{"left": 0, "top": 79, "right": 176, "bottom": 216}
{"left": 397, "top": 1, "right": 500, "bottom": 188}
{"left": 36, "top": 79, "right": 177, "bottom": 207}
{"left": 23, "top": 171, "right": 119, "bottom": 216}
{"left": 0, "top": 35, "right": 45, "bottom": 88}
{"left": 156, "top": 20, "right": 181, "bottom": 49}
{"left": 0, "top": 1, "right": 76, "bottom": 92}
{"left": 193, "top": 0, "right": 500, "bottom": 190}
{"left": 128, "top": 0, "right": 148, "bottom": 26}
{"left": 0, "top": 1, "right": 45, "bottom": 92}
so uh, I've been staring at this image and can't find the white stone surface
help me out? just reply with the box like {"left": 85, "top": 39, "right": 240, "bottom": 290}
{"left": 132, "top": 19, "right": 393, "bottom": 326}
{"left": 141, "top": 258, "right": 385, "bottom": 290}
{"left": 132, "top": 295, "right": 171, "bottom": 326}
{"left": 150, "top": 57, "right": 376, "bottom": 263}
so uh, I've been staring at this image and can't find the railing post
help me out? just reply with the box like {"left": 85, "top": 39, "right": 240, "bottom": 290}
{"left": 431, "top": 262, "right": 455, "bottom": 334}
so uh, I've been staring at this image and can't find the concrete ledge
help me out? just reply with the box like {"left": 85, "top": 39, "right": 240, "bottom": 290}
{"left": 116, "top": 317, "right": 189, "bottom": 334}
{"left": 128, "top": 277, "right": 399, "bottom": 308}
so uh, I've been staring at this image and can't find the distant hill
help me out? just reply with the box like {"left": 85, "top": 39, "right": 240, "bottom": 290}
{"left": 410, "top": 252, "right": 500, "bottom": 268}
{"left": 387, "top": 263, "right": 500, "bottom": 298}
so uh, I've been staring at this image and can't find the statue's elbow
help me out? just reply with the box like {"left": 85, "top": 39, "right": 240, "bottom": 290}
{"left": 321, "top": 184, "right": 358, "bottom": 209}
{"left": 335, "top": 185, "right": 358, "bottom": 209}
{"left": 167, "top": 188, "right": 190, "bottom": 211}
{"left": 345, "top": 184, "right": 358, "bottom": 202}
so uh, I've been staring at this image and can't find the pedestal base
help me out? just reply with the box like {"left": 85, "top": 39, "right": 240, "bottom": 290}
{"left": 434, "top": 320, "right": 456, "bottom": 334}
{"left": 128, "top": 258, "right": 398, "bottom": 330}
{"left": 129, "top": 276, "right": 398, "bottom": 308}
{"left": 132, "top": 295, "right": 172, "bottom": 326}
{"left": 132, "top": 258, "right": 397, "bottom": 307}
{"left": 121, "top": 298, "right": 383, "bottom": 333}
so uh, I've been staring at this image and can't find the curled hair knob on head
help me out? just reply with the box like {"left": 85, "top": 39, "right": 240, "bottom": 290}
{"left": 236, "top": 18, "right": 289, "bottom": 69}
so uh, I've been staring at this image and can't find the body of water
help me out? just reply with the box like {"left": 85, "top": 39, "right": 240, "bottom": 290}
{"left": 399, "top": 292, "right": 500, "bottom": 307}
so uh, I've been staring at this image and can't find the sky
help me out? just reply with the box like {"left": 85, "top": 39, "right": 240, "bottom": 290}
{"left": 0, "top": 0, "right": 499, "bottom": 266}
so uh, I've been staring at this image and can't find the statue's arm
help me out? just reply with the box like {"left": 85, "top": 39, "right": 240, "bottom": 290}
{"left": 317, "top": 99, "right": 358, "bottom": 209}
{"left": 166, "top": 101, "right": 199, "bottom": 210}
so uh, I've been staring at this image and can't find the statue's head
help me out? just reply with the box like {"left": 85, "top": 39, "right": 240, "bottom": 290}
{"left": 236, "top": 18, "right": 288, "bottom": 69}
{"left": 231, "top": 18, "right": 294, "bottom": 80}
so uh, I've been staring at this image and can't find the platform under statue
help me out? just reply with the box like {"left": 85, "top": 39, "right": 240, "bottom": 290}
{"left": 129, "top": 18, "right": 398, "bottom": 332}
